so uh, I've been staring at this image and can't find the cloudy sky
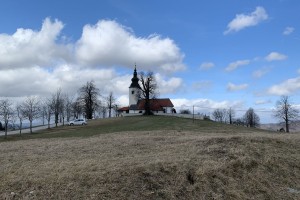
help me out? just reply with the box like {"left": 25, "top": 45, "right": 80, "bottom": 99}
{"left": 0, "top": 0, "right": 299, "bottom": 122}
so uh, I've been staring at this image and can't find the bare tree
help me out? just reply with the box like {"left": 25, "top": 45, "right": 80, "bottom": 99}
{"left": 72, "top": 99, "right": 82, "bottom": 119}
{"left": 91, "top": 100, "right": 104, "bottom": 119}
{"left": 78, "top": 81, "right": 100, "bottom": 119}
{"left": 16, "top": 104, "right": 24, "bottom": 135}
{"left": 41, "top": 103, "right": 46, "bottom": 126}
{"left": 138, "top": 71, "right": 158, "bottom": 115}
{"left": 22, "top": 96, "right": 40, "bottom": 134}
{"left": 113, "top": 104, "right": 120, "bottom": 117}
{"left": 106, "top": 92, "right": 117, "bottom": 118}
{"left": 10, "top": 113, "right": 18, "bottom": 131}
{"left": 274, "top": 95, "right": 299, "bottom": 133}
{"left": 233, "top": 118, "right": 245, "bottom": 126}
{"left": 212, "top": 108, "right": 227, "bottom": 123}
{"left": 99, "top": 105, "right": 107, "bottom": 118}
{"left": 227, "top": 107, "right": 235, "bottom": 124}
{"left": 0, "top": 99, "right": 14, "bottom": 138}
{"left": 51, "top": 88, "right": 63, "bottom": 127}
{"left": 243, "top": 108, "right": 260, "bottom": 128}
{"left": 64, "top": 94, "right": 74, "bottom": 122}
{"left": 59, "top": 95, "right": 66, "bottom": 125}
{"left": 41, "top": 98, "right": 54, "bottom": 129}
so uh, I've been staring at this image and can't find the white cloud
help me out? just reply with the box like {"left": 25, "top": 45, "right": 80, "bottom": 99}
{"left": 0, "top": 63, "right": 184, "bottom": 99}
{"left": 227, "top": 82, "right": 248, "bottom": 91}
{"left": 0, "top": 18, "right": 187, "bottom": 99}
{"left": 192, "top": 81, "right": 213, "bottom": 91}
{"left": 154, "top": 74, "right": 184, "bottom": 95}
{"left": 283, "top": 27, "right": 295, "bottom": 35}
{"left": 252, "top": 67, "right": 270, "bottom": 78}
{"left": 199, "top": 62, "right": 214, "bottom": 70}
{"left": 255, "top": 99, "right": 271, "bottom": 105}
{"left": 171, "top": 98, "right": 244, "bottom": 110}
{"left": 0, "top": 67, "right": 57, "bottom": 97}
{"left": 267, "top": 77, "right": 300, "bottom": 95}
{"left": 117, "top": 95, "right": 130, "bottom": 107}
{"left": 0, "top": 66, "right": 121, "bottom": 97}
{"left": 0, "top": 18, "right": 70, "bottom": 69}
{"left": 225, "top": 59, "right": 250, "bottom": 71}
{"left": 75, "top": 20, "right": 185, "bottom": 73}
{"left": 265, "top": 52, "right": 287, "bottom": 61}
{"left": 224, "top": 6, "right": 268, "bottom": 35}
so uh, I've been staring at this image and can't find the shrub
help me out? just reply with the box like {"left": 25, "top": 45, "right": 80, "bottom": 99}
{"left": 180, "top": 109, "right": 191, "bottom": 114}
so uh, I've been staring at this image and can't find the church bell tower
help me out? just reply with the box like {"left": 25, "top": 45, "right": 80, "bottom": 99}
{"left": 129, "top": 65, "right": 141, "bottom": 106}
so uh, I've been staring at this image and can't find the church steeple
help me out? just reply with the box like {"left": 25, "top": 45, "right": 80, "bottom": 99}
{"left": 129, "top": 64, "right": 141, "bottom": 106}
{"left": 129, "top": 64, "right": 141, "bottom": 89}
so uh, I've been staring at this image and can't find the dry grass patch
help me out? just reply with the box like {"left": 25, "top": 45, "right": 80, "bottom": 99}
{"left": 0, "top": 130, "right": 299, "bottom": 199}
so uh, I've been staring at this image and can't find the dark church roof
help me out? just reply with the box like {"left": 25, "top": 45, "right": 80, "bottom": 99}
{"left": 137, "top": 98, "right": 174, "bottom": 111}
{"left": 136, "top": 98, "right": 174, "bottom": 111}
{"left": 129, "top": 66, "right": 141, "bottom": 89}
{"left": 118, "top": 98, "right": 174, "bottom": 112}
{"left": 118, "top": 106, "right": 129, "bottom": 111}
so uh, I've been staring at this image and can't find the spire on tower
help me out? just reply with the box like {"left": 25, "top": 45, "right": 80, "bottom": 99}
{"left": 129, "top": 64, "right": 141, "bottom": 89}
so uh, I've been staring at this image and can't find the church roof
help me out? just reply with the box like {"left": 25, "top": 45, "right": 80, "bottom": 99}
{"left": 129, "top": 104, "right": 138, "bottom": 110}
{"left": 136, "top": 98, "right": 174, "bottom": 111}
{"left": 118, "top": 106, "right": 129, "bottom": 111}
{"left": 118, "top": 98, "right": 174, "bottom": 112}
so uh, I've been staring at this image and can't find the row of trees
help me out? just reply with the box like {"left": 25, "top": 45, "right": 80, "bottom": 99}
{"left": 0, "top": 81, "right": 118, "bottom": 138}
{"left": 211, "top": 96, "right": 299, "bottom": 132}
{"left": 0, "top": 97, "right": 41, "bottom": 138}
{"left": 212, "top": 107, "right": 260, "bottom": 127}
{"left": 0, "top": 69, "right": 159, "bottom": 138}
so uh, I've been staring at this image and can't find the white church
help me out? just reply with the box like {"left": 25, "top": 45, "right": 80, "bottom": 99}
{"left": 118, "top": 66, "right": 174, "bottom": 114}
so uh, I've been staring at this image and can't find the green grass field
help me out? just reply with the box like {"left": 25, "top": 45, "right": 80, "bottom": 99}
{"left": 1, "top": 115, "right": 271, "bottom": 141}
{"left": 0, "top": 116, "right": 299, "bottom": 199}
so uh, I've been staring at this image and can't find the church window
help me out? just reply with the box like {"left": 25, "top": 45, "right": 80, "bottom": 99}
{"left": 132, "top": 91, "right": 134, "bottom": 94}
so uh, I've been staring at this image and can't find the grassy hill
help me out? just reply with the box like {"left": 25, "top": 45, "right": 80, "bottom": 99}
{"left": 0, "top": 116, "right": 299, "bottom": 199}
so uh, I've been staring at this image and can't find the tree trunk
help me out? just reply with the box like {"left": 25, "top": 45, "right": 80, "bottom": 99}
{"left": 42, "top": 111, "right": 45, "bottom": 125}
{"left": 47, "top": 113, "right": 51, "bottom": 129}
{"left": 109, "top": 108, "right": 111, "bottom": 118}
{"left": 19, "top": 121, "right": 22, "bottom": 136}
{"left": 285, "top": 119, "right": 289, "bottom": 133}
{"left": 144, "top": 93, "right": 151, "bottom": 115}
{"left": 285, "top": 110, "right": 289, "bottom": 133}
{"left": 30, "top": 120, "right": 33, "bottom": 134}
{"left": 4, "top": 122, "right": 8, "bottom": 139}
{"left": 55, "top": 113, "right": 59, "bottom": 127}
{"left": 145, "top": 100, "right": 150, "bottom": 115}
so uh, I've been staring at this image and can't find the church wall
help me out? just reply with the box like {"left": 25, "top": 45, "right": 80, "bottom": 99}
{"left": 129, "top": 88, "right": 139, "bottom": 106}
{"left": 129, "top": 109, "right": 144, "bottom": 114}
{"left": 163, "top": 107, "right": 173, "bottom": 113}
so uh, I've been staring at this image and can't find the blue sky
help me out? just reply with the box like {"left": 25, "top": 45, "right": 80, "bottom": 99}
{"left": 0, "top": 0, "right": 300, "bottom": 122}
